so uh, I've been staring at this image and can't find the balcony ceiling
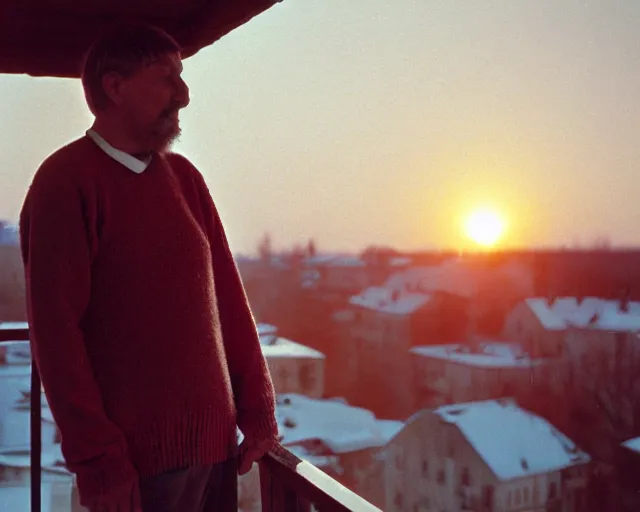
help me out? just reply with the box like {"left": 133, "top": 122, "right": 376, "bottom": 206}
{"left": 0, "top": 0, "right": 279, "bottom": 77}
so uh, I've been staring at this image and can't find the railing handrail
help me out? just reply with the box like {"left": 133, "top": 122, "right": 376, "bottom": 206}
{"left": 1, "top": 327, "right": 382, "bottom": 511}
{"left": 260, "top": 445, "right": 381, "bottom": 511}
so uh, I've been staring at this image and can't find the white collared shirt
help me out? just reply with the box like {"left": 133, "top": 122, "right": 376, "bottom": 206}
{"left": 86, "top": 129, "right": 151, "bottom": 174}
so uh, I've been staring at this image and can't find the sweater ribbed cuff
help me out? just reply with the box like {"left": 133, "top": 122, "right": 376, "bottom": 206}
{"left": 238, "top": 411, "right": 279, "bottom": 445}
{"left": 75, "top": 457, "right": 138, "bottom": 507}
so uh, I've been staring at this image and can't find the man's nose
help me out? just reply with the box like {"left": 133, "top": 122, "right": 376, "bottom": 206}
{"left": 175, "top": 78, "right": 190, "bottom": 109}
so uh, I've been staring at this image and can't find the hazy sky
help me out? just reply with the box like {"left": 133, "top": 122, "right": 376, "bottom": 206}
{"left": 1, "top": 1, "right": 639, "bottom": 254}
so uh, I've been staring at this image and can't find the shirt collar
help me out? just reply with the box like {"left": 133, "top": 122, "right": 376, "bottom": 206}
{"left": 86, "top": 129, "right": 151, "bottom": 174}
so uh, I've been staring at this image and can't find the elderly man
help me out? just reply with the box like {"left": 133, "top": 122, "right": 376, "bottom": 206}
{"left": 20, "top": 23, "right": 277, "bottom": 512}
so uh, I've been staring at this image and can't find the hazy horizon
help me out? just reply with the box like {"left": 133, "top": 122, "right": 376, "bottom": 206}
{"left": 1, "top": 1, "right": 639, "bottom": 255}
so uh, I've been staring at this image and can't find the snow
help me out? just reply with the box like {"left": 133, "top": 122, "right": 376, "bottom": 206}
{"left": 0, "top": 482, "right": 71, "bottom": 512}
{"left": 0, "top": 321, "right": 29, "bottom": 332}
{"left": 0, "top": 444, "right": 68, "bottom": 474}
{"left": 256, "top": 324, "right": 324, "bottom": 359}
{"left": 0, "top": 362, "right": 31, "bottom": 378}
{"left": 411, "top": 342, "right": 544, "bottom": 369}
{"left": 350, "top": 286, "right": 430, "bottom": 315}
{"left": 256, "top": 323, "right": 278, "bottom": 336}
{"left": 435, "top": 399, "right": 590, "bottom": 481}
{"left": 385, "top": 262, "right": 477, "bottom": 298}
{"left": 276, "top": 394, "right": 403, "bottom": 454}
{"left": 305, "top": 254, "right": 364, "bottom": 267}
{"left": 259, "top": 335, "right": 324, "bottom": 359}
{"left": 261, "top": 337, "right": 325, "bottom": 359}
{"left": 526, "top": 297, "right": 640, "bottom": 332}
{"left": 350, "top": 258, "right": 495, "bottom": 315}
{"left": 389, "top": 257, "right": 412, "bottom": 267}
{"left": 622, "top": 437, "right": 640, "bottom": 454}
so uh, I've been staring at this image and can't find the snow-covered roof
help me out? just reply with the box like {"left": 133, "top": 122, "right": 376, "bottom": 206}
{"left": 276, "top": 394, "right": 403, "bottom": 453}
{"left": 260, "top": 335, "right": 324, "bottom": 359}
{"left": 0, "top": 484, "right": 68, "bottom": 512}
{"left": 435, "top": 399, "right": 589, "bottom": 480}
{"left": 622, "top": 437, "right": 640, "bottom": 454}
{"left": 411, "top": 342, "right": 544, "bottom": 369}
{"left": 0, "top": 222, "right": 19, "bottom": 246}
{"left": 0, "top": 363, "right": 31, "bottom": 377}
{"left": 305, "top": 254, "right": 365, "bottom": 267}
{"left": 389, "top": 257, "right": 412, "bottom": 267}
{"left": 0, "top": 444, "right": 68, "bottom": 474}
{"left": 261, "top": 337, "right": 325, "bottom": 359}
{"left": 385, "top": 262, "right": 477, "bottom": 298}
{"left": 350, "top": 286, "right": 430, "bottom": 315}
{"left": 256, "top": 324, "right": 324, "bottom": 359}
{"left": 10, "top": 404, "right": 55, "bottom": 424}
{"left": 257, "top": 323, "right": 278, "bottom": 336}
{"left": 0, "top": 321, "right": 29, "bottom": 334}
{"left": 526, "top": 297, "right": 640, "bottom": 332}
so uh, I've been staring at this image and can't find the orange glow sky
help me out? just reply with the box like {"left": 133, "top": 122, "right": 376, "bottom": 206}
{"left": 1, "top": 1, "right": 639, "bottom": 254}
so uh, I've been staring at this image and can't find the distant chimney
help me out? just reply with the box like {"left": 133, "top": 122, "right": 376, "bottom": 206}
{"left": 264, "top": 334, "right": 278, "bottom": 346}
{"left": 620, "top": 287, "right": 631, "bottom": 313}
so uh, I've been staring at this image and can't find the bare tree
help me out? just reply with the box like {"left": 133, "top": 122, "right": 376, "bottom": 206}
{"left": 257, "top": 232, "right": 272, "bottom": 263}
{"left": 306, "top": 238, "right": 317, "bottom": 258}
{"left": 536, "top": 333, "right": 640, "bottom": 512}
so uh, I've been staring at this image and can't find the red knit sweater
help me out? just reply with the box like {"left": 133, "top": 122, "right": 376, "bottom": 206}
{"left": 19, "top": 136, "right": 277, "bottom": 503}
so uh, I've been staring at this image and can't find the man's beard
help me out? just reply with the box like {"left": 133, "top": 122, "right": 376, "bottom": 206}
{"left": 150, "top": 112, "right": 181, "bottom": 153}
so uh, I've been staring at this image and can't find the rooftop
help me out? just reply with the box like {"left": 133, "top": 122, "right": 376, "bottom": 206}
{"left": 350, "top": 286, "right": 430, "bottom": 315}
{"left": 526, "top": 296, "right": 640, "bottom": 332}
{"left": 0, "top": 444, "right": 68, "bottom": 474}
{"left": 276, "top": 394, "right": 403, "bottom": 454}
{"left": 257, "top": 324, "right": 325, "bottom": 359}
{"left": 411, "top": 342, "right": 543, "bottom": 369}
{"left": 305, "top": 254, "right": 365, "bottom": 267}
{"left": 435, "top": 399, "right": 590, "bottom": 480}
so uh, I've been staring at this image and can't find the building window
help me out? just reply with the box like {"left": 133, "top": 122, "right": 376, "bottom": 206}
{"left": 482, "top": 485, "right": 494, "bottom": 508}
{"left": 394, "top": 491, "right": 404, "bottom": 509}
{"left": 460, "top": 467, "right": 471, "bottom": 486}
{"left": 523, "top": 487, "right": 529, "bottom": 503}
{"left": 421, "top": 459, "right": 429, "bottom": 478}
{"left": 437, "top": 469, "right": 445, "bottom": 485}
{"left": 549, "top": 482, "right": 558, "bottom": 500}
{"left": 515, "top": 489, "right": 521, "bottom": 506}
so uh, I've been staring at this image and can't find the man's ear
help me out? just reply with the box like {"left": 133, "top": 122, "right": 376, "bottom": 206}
{"left": 101, "top": 71, "right": 126, "bottom": 106}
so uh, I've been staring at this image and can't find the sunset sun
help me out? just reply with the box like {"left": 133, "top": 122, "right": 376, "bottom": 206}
{"left": 464, "top": 207, "right": 506, "bottom": 248}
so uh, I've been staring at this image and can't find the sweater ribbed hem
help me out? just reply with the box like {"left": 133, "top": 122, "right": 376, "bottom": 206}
{"left": 126, "top": 406, "right": 238, "bottom": 478}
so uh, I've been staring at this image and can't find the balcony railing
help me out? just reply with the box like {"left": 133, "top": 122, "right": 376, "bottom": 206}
{"left": 0, "top": 325, "right": 380, "bottom": 512}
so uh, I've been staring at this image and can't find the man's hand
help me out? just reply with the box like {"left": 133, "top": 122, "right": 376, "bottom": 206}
{"left": 237, "top": 437, "right": 277, "bottom": 475}
{"left": 87, "top": 478, "right": 142, "bottom": 512}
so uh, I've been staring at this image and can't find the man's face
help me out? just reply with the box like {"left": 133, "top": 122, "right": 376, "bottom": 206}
{"left": 117, "top": 52, "right": 190, "bottom": 152}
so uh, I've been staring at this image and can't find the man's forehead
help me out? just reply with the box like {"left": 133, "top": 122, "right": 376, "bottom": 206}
{"left": 147, "top": 52, "right": 183, "bottom": 72}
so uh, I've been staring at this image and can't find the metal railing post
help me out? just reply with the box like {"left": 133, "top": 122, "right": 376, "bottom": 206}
{"left": 31, "top": 359, "right": 42, "bottom": 512}
{"left": 0, "top": 326, "right": 39, "bottom": 512}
